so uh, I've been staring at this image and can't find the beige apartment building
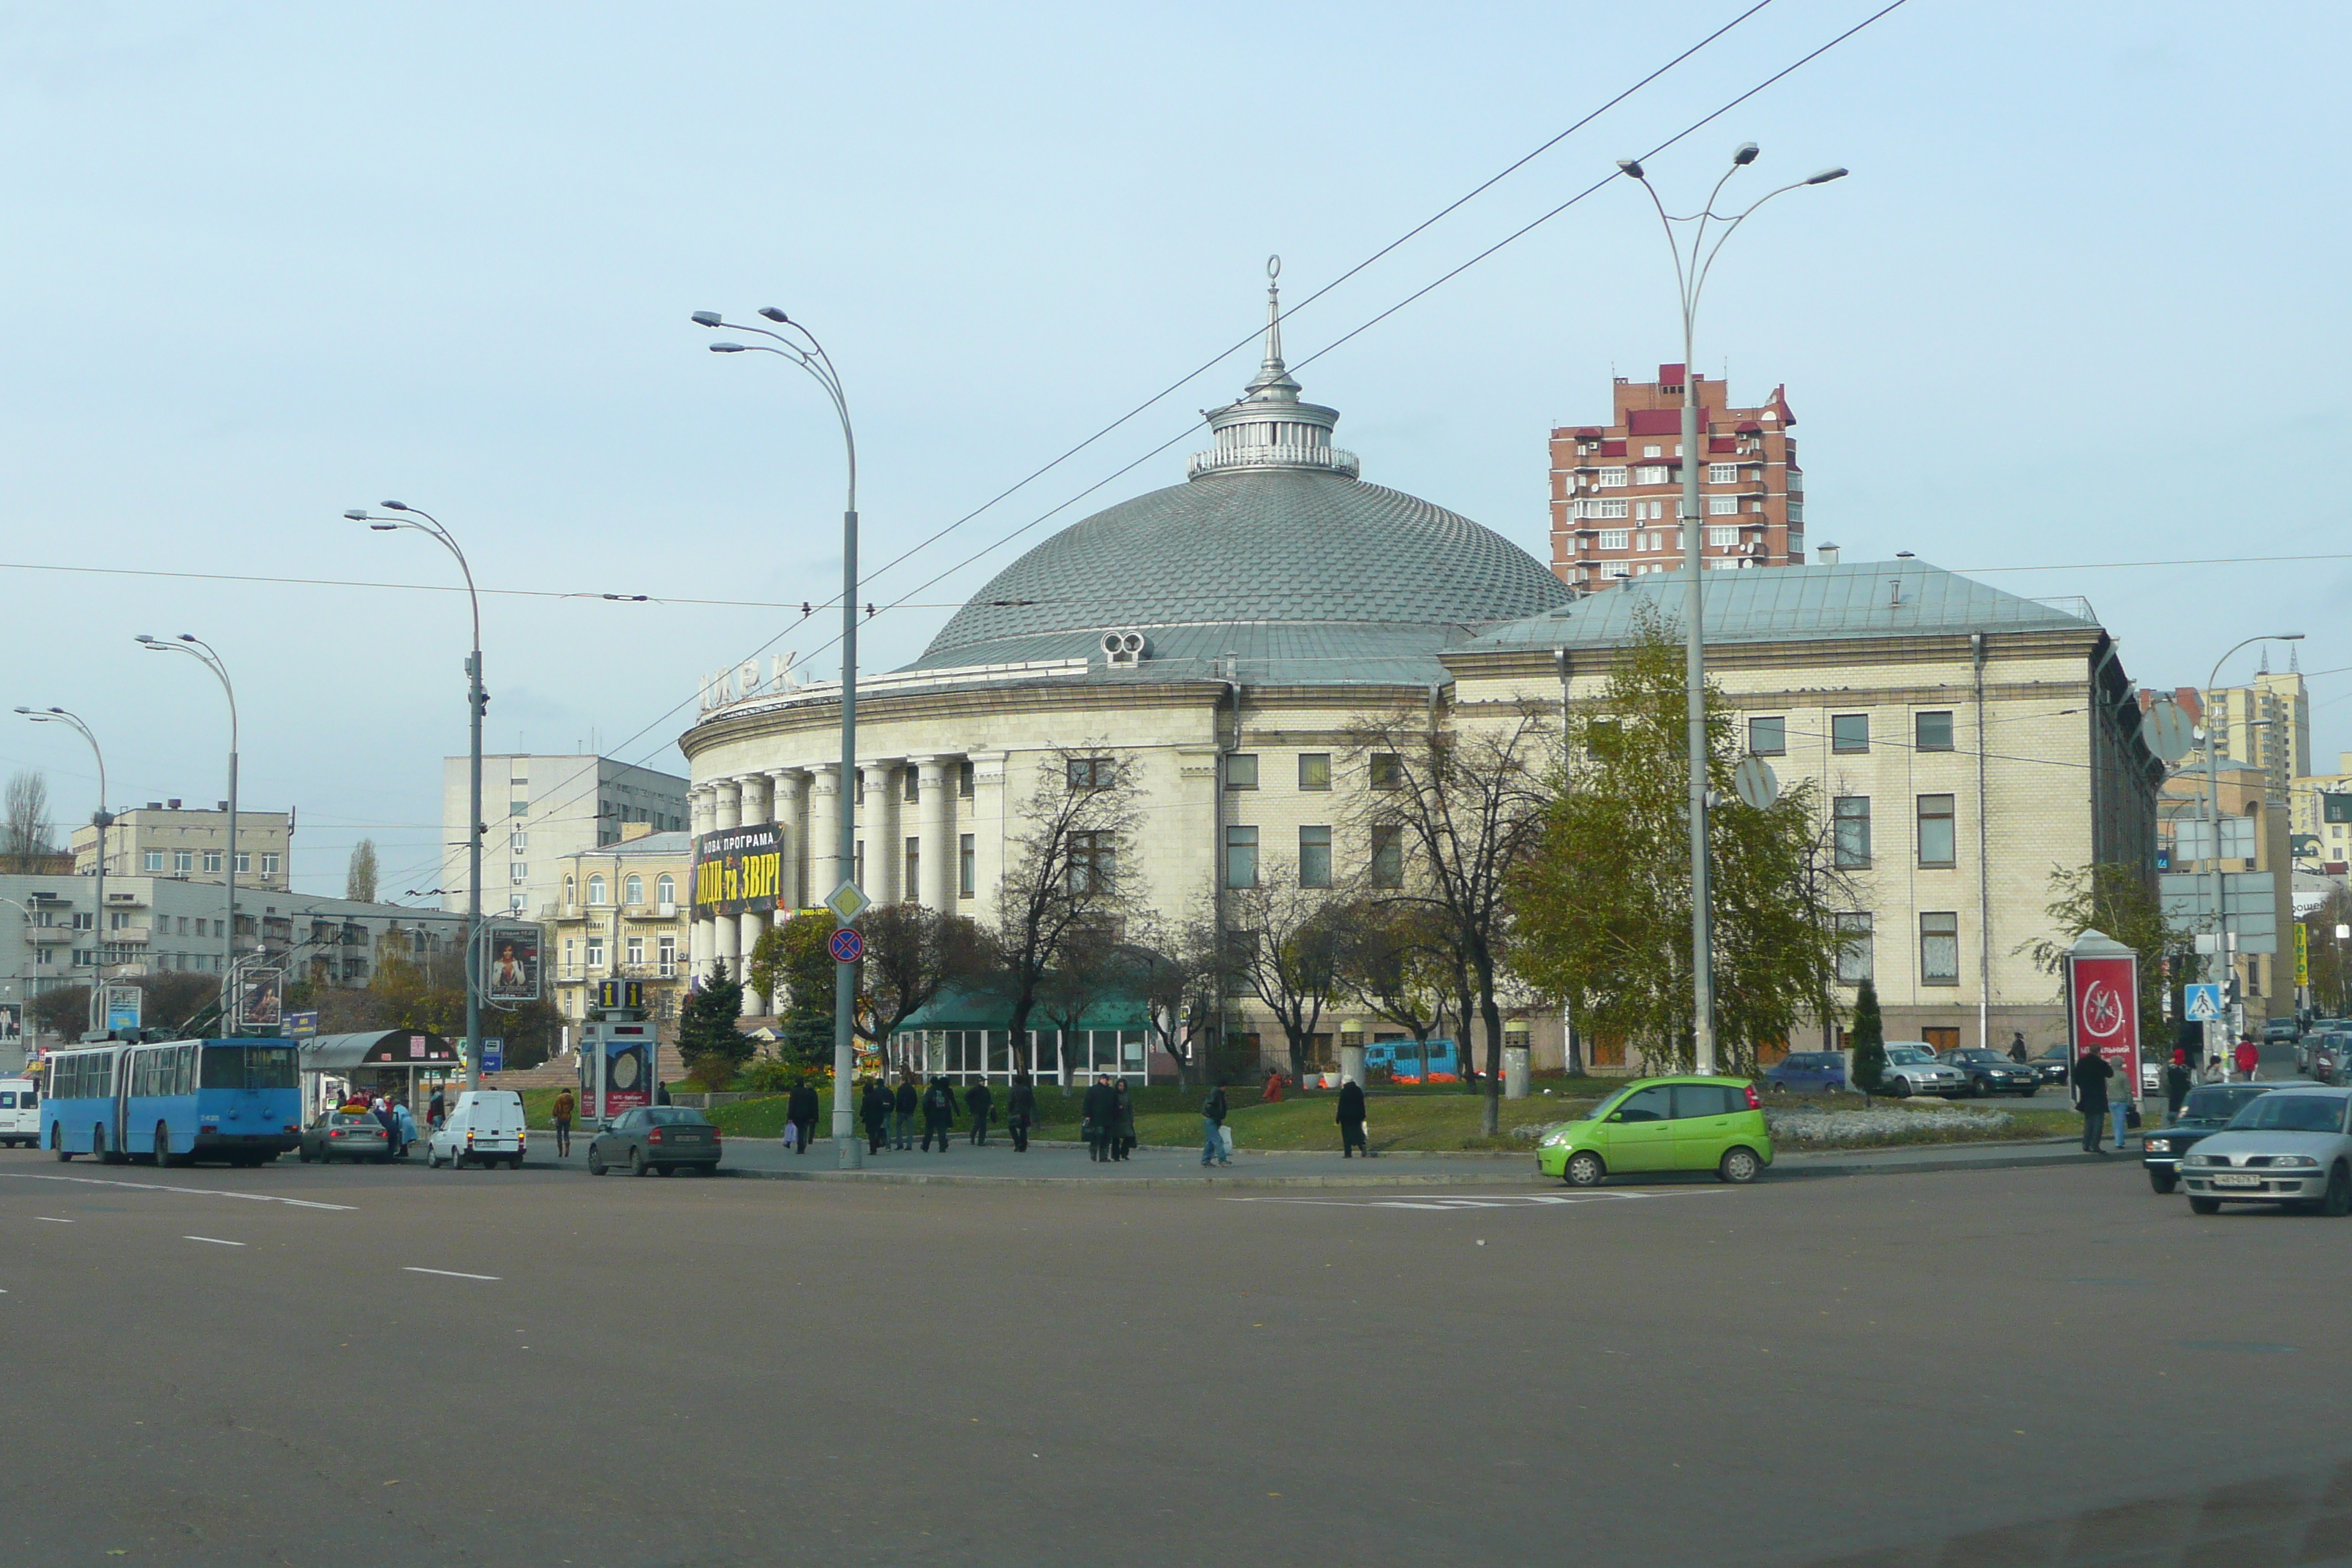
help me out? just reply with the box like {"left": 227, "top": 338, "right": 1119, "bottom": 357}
{"left": 2292, "top": 752, "right": 2352, "bottom": 876}
{"left": 2159, "top": 764, "right": 2293, "bottom": 1024}
{"left": 544, "top": 825, "right": 692, "bottom": 1036}
{"left": 2202, "top": 664, "right": 2310, "bottom": 799}
{"left": 70, "top": 799, "right": 293, "bottom": 892}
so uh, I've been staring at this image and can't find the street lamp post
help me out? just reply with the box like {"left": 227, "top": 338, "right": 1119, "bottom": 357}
{"left": 1618, "top": 146, "right": 1846, "bottom": 1074}
{"left": 2201, "top": 633, "right": 2303, "bottom": 1054}
{"left": 696, "top": 306, "right": 862, "bottom": 1169}
{"left": 137, "top": 635, "right": 239, "bottom": 1003}
{"left": 14, "top": 706, "right": 110, "bottom": 1038}
{"left": 345, "top": 503, "right": 486, "bottom": 1087}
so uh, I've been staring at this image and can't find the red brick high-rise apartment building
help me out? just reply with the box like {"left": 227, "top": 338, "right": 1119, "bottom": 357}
{"left": 1548, "top": 366, "right": 1804, "bottom": 592}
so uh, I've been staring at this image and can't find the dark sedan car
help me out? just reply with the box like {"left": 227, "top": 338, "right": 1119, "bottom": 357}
{"left": 587, "top": 1107, "right": 723, "bottom": 1177}
{"left": 1940, "top": 1047, "right": 2039, "bottom": 1098}
{"left": 297, "top": 1109, "right": 393, "bottom": 1164}
{"left": 2029, "top": 1046, "right": 2073, "bottom": 1086}
{"left": 2142, "top": 1082, "right": 2281, "bottom": 1194}
{"left": 1761, "top": 1052, "right": 1847, "bottom": 1095}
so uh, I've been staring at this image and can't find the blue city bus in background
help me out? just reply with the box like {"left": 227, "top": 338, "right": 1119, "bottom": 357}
{"left": 1362, "top": 1038, "right": 1460, "bottom": 1083}
{"left": 42, "top": 1038, "right": 301, "bottom": 1167}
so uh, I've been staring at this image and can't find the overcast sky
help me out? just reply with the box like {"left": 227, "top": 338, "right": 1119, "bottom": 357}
{"left": 4, "top": 0, "right": 2346, "bottom": 897}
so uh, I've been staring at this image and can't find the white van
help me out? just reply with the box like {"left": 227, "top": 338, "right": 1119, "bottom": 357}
{"left": 0, "top": 1079, "right": 37, "bottom": 1147}
{"left": 427, "top": 1089, "right": 527, "bottom": 1170}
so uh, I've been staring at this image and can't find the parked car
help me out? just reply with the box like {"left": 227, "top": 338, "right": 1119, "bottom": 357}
{"left": 2029, "top": 1046, "right": 2073, "bottom": 1086}
{"left": 297, "top": 1109, "right": 393, "bottom": 1164}
{"left": 587, "top": 1106, "right": 723, "bottom": 1177}
{"left": 1761, "top": 1052, "right": 1847, "bottom": 1095}
{"left": 0, "top": 1079, "right": 39, "bottom": 1148}
{"left": 1880, "top": 1045, "right": 1969, "bottom": 1099}
{"left": 2178, "top": 1088, "right": 2352, "bottom": 1215}
{"left": 2142, "top": 1082, "right": 2279, "bottom": 1193}
{"left": 1937, "top": 1047, "right": 2038, "bottom": 1098}
{"left": 1538, "top": 1078, "right": 1771, "bottom": 1187}
{"left": 426, "top": 1089, "right": 527, "bottom": 1170}
{"left": 2298, "top": 1031, "right": 2348, "bottom": 1085}
{"left": 2264, "top": 1017, "right": 2302, "bottom": 1046}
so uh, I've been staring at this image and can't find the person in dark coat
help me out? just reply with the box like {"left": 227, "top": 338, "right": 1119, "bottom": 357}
{"left": 426, "top": 1087, "right": 446, "bottom": 1132}
{"left": 862, "top": 1077, "right": 891, "bottom": 1154}
{"left": 1201, "top": 1082, "right": 1231, "bottom": 1167}
{"left": 1006, "top": 1073, "right": 1036, "bottom": 1153}
{"left": 2071, "top": 1048, "right": 2114, "bottom": 1153}
{"left": 921, "top": 1077, "right": 957, "bottom": 1153}
{"left": 1111, "top": 1081, "right": 1137, "bottom": 1161}
{"left": 965, "top": 1079, "right": 995, "bottom": 1146}
{"left": 2008, "top": 1032, "right": 2029, "bottom": 1064}
{"left": 787, "top": 1079, "right": 820, "bottom": 1157}
{"left": 1337, "top": 1078, "right": 1370, "bottom": 1158}
{"left": 892, "top": 1072, "right": 919, "bottom": 1151}
{"left": 1081, "top": 1074, "right": 1119, "bottom": 1162}
{"left": 2163, "top": 1049, "right": 2193, "bottom": 1121}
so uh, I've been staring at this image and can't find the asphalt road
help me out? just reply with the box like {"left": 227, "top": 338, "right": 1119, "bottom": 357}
{"left": 5, "top": 1145, "right": 2351, "bottom": 1567}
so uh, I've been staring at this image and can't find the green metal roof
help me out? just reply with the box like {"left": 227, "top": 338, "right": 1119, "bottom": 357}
{"left": 889, "top": 986, "right": 1148, "bottom": 1034}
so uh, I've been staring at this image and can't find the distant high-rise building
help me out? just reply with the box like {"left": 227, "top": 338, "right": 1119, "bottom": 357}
{"left": 1548, "top": 365, "right": 1803, "bottom": 592}
{"left": 2201, "top": 660, "right": 2310, "bottom": 801}
{"left": 442, "top": 754, "right": 688, "bottom": 924}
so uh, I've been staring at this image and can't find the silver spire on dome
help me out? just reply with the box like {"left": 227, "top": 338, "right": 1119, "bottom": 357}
{"left": 1188, "top": 255, "right": 1360, "bottom": 481}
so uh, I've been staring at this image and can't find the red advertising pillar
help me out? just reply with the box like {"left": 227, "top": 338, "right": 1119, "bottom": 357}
{"left": 2066, "top": 930, "right": 2141, "bottom": 1102}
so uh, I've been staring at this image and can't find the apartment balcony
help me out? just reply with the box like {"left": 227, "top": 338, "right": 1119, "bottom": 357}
{"left": 27, "top": 927, "right": 72, "bottom": 945}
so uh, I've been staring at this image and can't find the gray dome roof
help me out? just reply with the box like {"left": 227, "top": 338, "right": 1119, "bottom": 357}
{"left": 910, "top": 468, "right": 1571, "bottom": 682}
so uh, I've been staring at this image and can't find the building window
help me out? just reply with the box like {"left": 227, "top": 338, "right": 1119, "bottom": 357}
{"left": 1643, "top": 444, "right": 1662, "bottom": 459}
{"left": 1226, "top": 754, "right": 1259, "bottom": 790}
{"left": 1597, "top": 529, "right": 1631, "bottom": 551}
{"left": 1917, "top": 795, "right": 1957, "bottom": 868}
{"left": 1915, "top": 710, "right": 1956, "bottom": 752}
{"left": 623, "top": 874, "right": 643, "bottom": 905}
{"left": 1919, "top": 913, "right": 1960, "bottom": 984}
{"left": 902, "top": 768, "right": 919, "bottom": 802}
{"left": 1597, "top": 467, "right": 1628, "bottom": 488}
{"left": 509, "top": 801, "right": 528, "bottom": 817}
{"left": 1299, "top": 753, "right": 1332, "bottom": 791}
{"left": 1225, "top": 826, "right": 1259, "bottom": 889}
{"left": 1835, "top": 913, "right": 1874, "bottom": 983}
{"left": 235, "top": 852, "right": 250, "bottom": 875}
{"left": 508, "top": 893, "right": 527, "bottom": 911}
{"left": 510, "top": 862, "right": 529, "bottom": 884}
{"left": 903, "top": 837, "right": 919, "bottom": 902}
{"left": 564, "top": 875, "right": 576, "bottom": 903}
{"left": 1833, "top": 797, "right": 1872, "bottom": 868}
{"left": 656, "top": 874, "right": 676, "bottom": 905}
{"left": 1831, "top": 713, "right": 1871, "bottom": 753}
{"left": 174, "top": 851, "right": 192, "bottom": 874}
{"left": 510, "top": 832, "right": 528, "bottom": 853}
{"left": 959, "top": 760, "right": 975, "bottom": 799}
{"left": 1066, "top": 756, "right": 1115, "bottom": 791}
{"left": 1369, "top": 825, "right": 1404, "bottom": 889}
{"left": 626, "top": 936, "right": 644, "bottom": 968}
{"left": 1708, "top": 463, "right": 1738, "bottom": 484}
{"left": 143, "top": 851, "right": 165, "bottom": 872}
{"left": 586, "top": 938, "right": 605, "bottom": 970}
{"left": 658, "top": 935, "right": 676, "bottom": 977}
{"left": 1369, "top": 753, "right": 1403, "bottom": 791}
{"left": 1635, "top": 464, "right": 1669, "bottom": 485}
{"left": 1749, "top": 716, "right": 1786, "bottom": 756}
{"left": 203, "top": 851, "right": 222, "bottom": 872}
{"left": 260, "top": 853, "right": 279, "bottom": 876}
{"left": 587, "top": 875, "right": 607, "bottom": 905}
{"left": 1299, "top": 826, "right": 1333, "bottom": 888}
{"left": 1707, "top": 497, "right": 1737, "bottom": 518}
{"left": 959, "top": 834, "right": 976, "bottom": 898}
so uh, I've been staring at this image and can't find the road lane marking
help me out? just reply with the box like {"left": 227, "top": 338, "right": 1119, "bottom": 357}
{"left": 3, "top": 1174, "right": 354, "bottom": 1211}
{"left": 183, "top": 1236, "right": 245, "bottom": 1247}
{"left": 34, "top": 1217, "right": 72, "bottom": 1224}
{"left": 1223, "top": 1191, "right": 1725, "bottom": 1210}
{"left": 404, "top": 1267, "right": 500, "bottom": 1281}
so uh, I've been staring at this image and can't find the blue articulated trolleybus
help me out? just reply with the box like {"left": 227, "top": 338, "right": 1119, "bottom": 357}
{"left": 42, "top": 1037, "right": 301, "bottom": 1167}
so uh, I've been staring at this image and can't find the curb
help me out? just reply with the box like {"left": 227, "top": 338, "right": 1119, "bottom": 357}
{"left": 715, "top": 1164, "right": 1530, "bottom": 1190}
{"left": 1773, "top": 1146, "right": 2115, "bottom": 1180}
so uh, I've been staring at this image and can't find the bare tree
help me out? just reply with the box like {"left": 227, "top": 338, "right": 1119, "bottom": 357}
{"left": 988, "top": 746, "right": 1139, "bottom": 1070}
{"left": 1222, "top": 862, "right": 1347, "bottom": 1086}
{"left": 1335, "top": 896, "right": 1455, "bottom": 1056}
{"left": 852, "top": 901, "right": 991, "bottom": 1051}
{"left": 4, "top": 770, "right": 54, "bottom": 874}
{"left": 1121, "top": 906, "right": 1222, "bottom": 1089}
{"left": 344, "top": 838, "right": 380, "bottom": 903}
{"left": 1346, "top": 702, "right": 1555, "bottom": 1135}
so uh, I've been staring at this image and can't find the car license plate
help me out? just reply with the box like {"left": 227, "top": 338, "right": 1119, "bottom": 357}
{"left": 2213, "top": 1173, "right": 2261, "bottom": 1188}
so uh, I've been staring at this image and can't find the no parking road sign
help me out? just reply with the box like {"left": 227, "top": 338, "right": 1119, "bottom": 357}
{"left": 2184, "top": 984, "right": 2223, "bottom": 1022}
{"left": 828, "top": 927, "right": 866, "bottom": 965}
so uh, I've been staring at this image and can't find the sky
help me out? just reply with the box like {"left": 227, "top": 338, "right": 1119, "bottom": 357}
{"left": 3, "top": 0, "right": 2348, "bottom": 899}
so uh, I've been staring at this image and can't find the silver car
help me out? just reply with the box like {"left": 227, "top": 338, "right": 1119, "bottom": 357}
{"left": 2178, "top": 1088, "right": 2352, "bottom": 1215}
{"left": 1880, "top": 1044, "right": 1968, "bottom": 1099}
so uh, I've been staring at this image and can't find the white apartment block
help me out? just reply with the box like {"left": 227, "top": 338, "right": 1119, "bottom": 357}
{"left": 441, "top": 754, "right": 688, "bottom": 925}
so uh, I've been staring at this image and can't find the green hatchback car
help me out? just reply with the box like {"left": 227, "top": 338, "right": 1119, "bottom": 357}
{"left": 1536, "top": 1077, "right": 1774, "bottom": 1186}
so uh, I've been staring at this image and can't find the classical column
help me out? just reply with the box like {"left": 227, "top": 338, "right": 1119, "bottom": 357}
{"left": 968, "top": 751, "right": 1009, "bottom": 923}
{"left": 714, "top": 779, "right": 743, "bottom": 832}
{"left": 736, "top": 908, "right": 768, "bottom": 1014}
{"left": 807, "top": 770, "right": 842, "bottom": 901}
{"left": 737, "top": 772, "right": 773, "bottom": 832}
{"left": 712, "top": 898, "right": 740, "bottom": 994}
{"left": 771, "top": 769, "right": 808, "bottom": 910}
{"left": 862, "top": 762, "right": 902, "bottom": 905}
{"left": 917, "top": 754, "right": 957, "bottom": 910}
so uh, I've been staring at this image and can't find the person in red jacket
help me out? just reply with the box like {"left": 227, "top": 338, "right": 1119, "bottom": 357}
{"left": 2234, "top": 1037, "right": 2261, "bottom": 1082}
{"left": 1262, "top": 1068, "right": 1284, "bottom": 1103}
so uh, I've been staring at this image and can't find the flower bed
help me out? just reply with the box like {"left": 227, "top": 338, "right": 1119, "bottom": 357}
{"left": 1765, "top": 1106, "right": 2012, "bottom": 1145}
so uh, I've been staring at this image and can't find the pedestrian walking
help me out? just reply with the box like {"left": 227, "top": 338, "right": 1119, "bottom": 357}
{"left": 426, "top": 1087, "right": 446, "bottom": 1132}
{"left": 2164, "top": 1049, "right": 2192, "bottom": 1120}
{"left": 787, "top": 1078, "right": 820, "bottom": 1156}
{"left": 2008, "top": 1031, "right": 2029, "bottom": 1065}
{"left": 965, "top": 1079, "right": 995, "bottom": 1145}
{"left": 1082, "top": 1074, "right": 1118, "bottom": 1162}
{"left": 892, "top": 1071, "right": 919, "bottom": 1150}
{"left": 2071, "top": 1047, "right": 2114, "bottom": 1154}
{"left": 921, "top": 1077, "right": 957, "bottom": 1153}
{"left": 1007, "top": 1073, "right": 1036, "bottom": 1153}
{"left": 392, "top": 1098, "right": 418, "bottom": 1158}
{"left": 1262, "top": 1068, "right": 1284, "bottom": 1103}
{"left": 862, "top": 1077, "right": 891, "bottom": 1154}
{"left": 372, "top": 1093, "right": 397, "bottom": 1151}
{"left": 1337, "top": 1077, "right": 1369, "bottom": 1158}
{"left": 2234, "top": 1036, "right": 2261, "bottom": 1082}
{"left": 551, "top": 1088, "right": 575, "bottom": 1158}
{"left": 1200, "top": 1081, "right": 1231, "bottom": 1167}
{"left": 1112, "top": 1080, "right": 1137, "bottom": 1161}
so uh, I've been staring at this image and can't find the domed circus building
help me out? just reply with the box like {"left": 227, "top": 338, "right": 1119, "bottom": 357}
{"left": 681, "top": 281, "right": 2161, "bottom": 1078}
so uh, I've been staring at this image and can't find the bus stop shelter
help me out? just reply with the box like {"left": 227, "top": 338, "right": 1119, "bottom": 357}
{"left": 299, "top": 1031, "right": 461, "bottom": 1120}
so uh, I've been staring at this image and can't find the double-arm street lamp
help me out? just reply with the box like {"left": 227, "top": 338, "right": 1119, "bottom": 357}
{"left": 2201, "top": 633, "right": 2303, "bottom": 1044}
{"left": 344, "top": 501, "right": 486, "bottom": 1086}
{"left": 12, "top": 706, "right": 110, "bottom": 1038}
{"left": 136, "top": 635, "right": 240, "bottom": 994}
{"left": 693, "top": 305, "right": 862, "bottom": 1169}
{"left": 1617, "top": 145, "right": 1847, "bottom": 1075}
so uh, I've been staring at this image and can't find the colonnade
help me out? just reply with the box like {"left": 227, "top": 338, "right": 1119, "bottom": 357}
{"left": 685, "top": 754, "right": 984, "bottom": 1016}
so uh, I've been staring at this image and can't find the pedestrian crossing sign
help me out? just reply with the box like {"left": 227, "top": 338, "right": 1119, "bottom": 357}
{"left": 2184, "top": 984, "right": 2223, "bottom": 1022}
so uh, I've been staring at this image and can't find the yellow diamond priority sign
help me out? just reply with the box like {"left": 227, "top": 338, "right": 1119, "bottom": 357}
{"left": 823, "top": 879, "right": 872, "bottom": 923}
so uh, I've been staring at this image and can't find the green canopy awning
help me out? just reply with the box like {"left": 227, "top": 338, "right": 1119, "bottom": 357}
{"left": 889, "top": 987, "right": 1149, "bottom": 1035}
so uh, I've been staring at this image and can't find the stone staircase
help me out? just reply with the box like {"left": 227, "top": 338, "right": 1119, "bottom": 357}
{"left": 484, "top": 1052, "right": 584, "bottom": 1090}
